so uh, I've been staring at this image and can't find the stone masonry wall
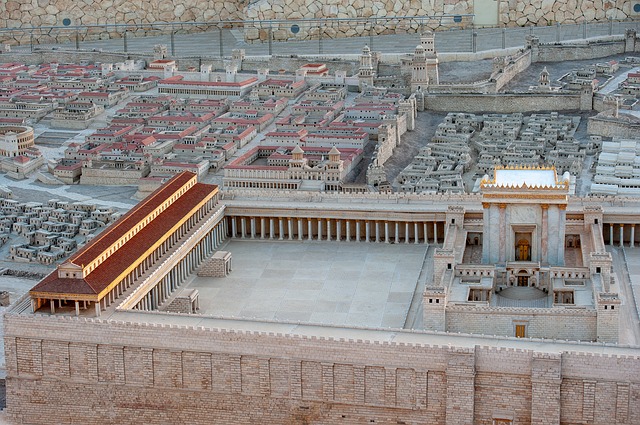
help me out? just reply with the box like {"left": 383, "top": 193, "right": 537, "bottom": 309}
{"left": 3, "top": 0, "right": 241, "bottom": 30}
{"left": 445, "top": 306, "right": 598, "bottom": 341}
{"left": 587, "top": 114, "right": 640, "bottom": 138}
{"left": 4, "top": 313, "right": 640, "bottom": 425}
{"left": 1, "top": 0, "right": 635, "bottom": 41}
{"left": 424, "top": 93, "right": 581, "bottom": 113}
{"left": 244, "top": 0, "right": 635, "bottom": 41}
{"left": 197, "top": 253, "right": 230, "bottom": 277}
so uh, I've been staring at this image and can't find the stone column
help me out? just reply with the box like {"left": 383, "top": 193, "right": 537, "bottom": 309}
{"left": 620, "top": 224, "right": 624, "bottom": 247}
{"left": 346, "top": 220, "right": 351, "bottom": 242}
{"left": 375, "top": 221, "right": 380, "bottom": 243}
{"left": 610, "top": 224, "right": 614, "bottom": 246}
{"left": 406, "top": 222, "right": 410, "bottom": 244}
{"left": 365, "top": 221, "right": 370, "bottom": 242}
{"left": 250, "top": 217, "right": 256, "bottom": 239}
{"left": 327, "top": 219, "right": 332, "bottom": 241}
{"left": 356, "top": 221, "right": 361, "bottom": 242}
{"left": 308, "top": 220, "right": 313, "bottom": 241}
{"left": 277, "top": 218, "right": 283, "bottom": 240}
{"left": 336, "top": 220, "right": 342, "bottom": 241}
{"left": 240, "top": 217, "right": 246, "bottom": 239}
{"left": 423, "top": 222, "right": 428, "bottom": 244}
{"left": 395, "top": 222, "right": 400, "bottom": 243}
{"left": 631, "top": 225, "right": 635, "bottom": 248}
{"left": 557, "top": 205, "right": 566, "bottom": 265}
{"left": 269, "top": 218, "right": 275, "bottom": 239}
{"left": 433, "top": 222, "right": 438, "bottom": 244}
{"left": 385, "top": 221, "right": 389, "bottom": 243}
{"left": 499, "top": 204, "right": 506, "bottom": 263}
{"left": 231, "top": 217, "right": 237, "bottom": 238}
{"left": 288, "top": 218, "right": 293, "bottom": 240}
{"left": 530, "top": 353, "right": 562, "bottom": 425}
{"left": 541, "top": 204, "right": 548, "bottom": 264}
{"left": 298, "top": 219, "right": 304, "bottom": 241}
{"left": 260, "top": 218, "right": 265, "bottom": 239}
{"left": 318, "top": 219, "right": 323, "bottom": 240}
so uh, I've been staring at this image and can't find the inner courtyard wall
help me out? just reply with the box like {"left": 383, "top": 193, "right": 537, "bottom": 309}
{"left": 445, "top": 305, "right": 598, "bottom": 341}
{"left": 4, "top": 312, "right": 640, "bottom": 425}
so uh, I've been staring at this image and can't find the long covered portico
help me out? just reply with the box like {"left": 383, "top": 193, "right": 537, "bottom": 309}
{"left": 126, "top": 209, "right": 227, "bottom": 312}
{"left": 29, "top": 172, "right": 224, "bottom": 318}
{"left": 225, "top": 214, "right": 443, "bottom": 244}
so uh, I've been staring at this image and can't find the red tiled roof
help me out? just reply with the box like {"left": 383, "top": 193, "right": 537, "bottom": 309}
{"left": 31, "top": 172, "right": 217, "bottom": 297}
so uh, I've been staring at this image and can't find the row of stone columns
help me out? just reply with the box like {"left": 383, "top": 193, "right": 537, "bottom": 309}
{"left": 608, "top": 223, "right": 637, "bottom": 248}
{"left": 136, "top": 220, "right": 227, "bottom": 311}
{"left": 229, "top": 216, "right": 440, "bottom": 244}
{"left": 97, "top": 201, "right": 221, "bottom": 316}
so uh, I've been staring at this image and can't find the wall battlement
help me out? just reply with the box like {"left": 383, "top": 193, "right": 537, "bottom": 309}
{"left": 4, "top": 310, "right": 640, "bottom": 424}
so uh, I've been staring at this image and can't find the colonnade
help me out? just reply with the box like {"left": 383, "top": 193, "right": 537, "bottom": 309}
{"left": 606, "top": 223, "right": 638, "bottom": 247}
{"left": 134, "top": 219, "right": 226, "bottom": 311}
{"left": 227, "top": 215, "right": 442, "bottom": 244}
{"left": 74, "top": 197, "right": 221, "bottom": 317}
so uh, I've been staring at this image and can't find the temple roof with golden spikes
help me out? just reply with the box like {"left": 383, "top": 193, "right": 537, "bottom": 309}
{"left": 480, "top": 166, "right": 569, "bottom": 191}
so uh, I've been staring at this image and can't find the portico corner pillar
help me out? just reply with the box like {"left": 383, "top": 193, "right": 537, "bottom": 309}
{"left": 530, "top": 353, "right": 562, "bottom": 425}
{"left": 541, "top": 204, "right": 549, "bottom": 264}
{"left": 498, "top": 204, "right": 506, "bottom": 263}
{"left": 445, "top": 347, "right": 475, "bottom": 425}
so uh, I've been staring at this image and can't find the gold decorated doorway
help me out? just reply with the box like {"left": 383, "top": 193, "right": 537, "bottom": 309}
{"left": 516, "top": 239, "right": 531, "bottom": 261}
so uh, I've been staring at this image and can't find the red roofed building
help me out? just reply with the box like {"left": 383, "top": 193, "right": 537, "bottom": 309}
{"left": 30, "top": 171, "right": 224, "bottom": 316}
{"left": 157, "top": 75, "right": 259, "bottom": 99}
{"left": 223, "top": 145, "right": 362, "bottom": 191}
{"left": 77, "top": 88, "right": 129, "bottom": 107}
{"left": 255, "top": 78, "right": 308, "bottom": 98}
{"left": 627, "top": 72, "right": 640, "bottom": 84}
{"left": 299, "top": 63, "right": 329, "bottom": 76}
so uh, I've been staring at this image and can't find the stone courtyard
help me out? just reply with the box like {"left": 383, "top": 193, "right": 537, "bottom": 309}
{"left": 185, "top": 240, "right": 429, "bottom": 328}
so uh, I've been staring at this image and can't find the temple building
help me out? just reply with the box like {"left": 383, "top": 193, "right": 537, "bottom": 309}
{"left": 424, "top": 166, "right": 620, "bottom": 342}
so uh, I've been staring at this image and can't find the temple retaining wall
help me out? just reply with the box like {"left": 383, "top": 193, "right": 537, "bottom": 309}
{"left": 3, "top": 312, "right": 640, "bottom": 424}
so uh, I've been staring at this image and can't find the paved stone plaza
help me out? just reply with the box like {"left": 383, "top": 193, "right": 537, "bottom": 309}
{"left": 186, "top": 240, "right": 428, "bottom": 328}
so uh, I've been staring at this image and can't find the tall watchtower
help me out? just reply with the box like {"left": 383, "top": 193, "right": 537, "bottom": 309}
{"left": 358, "top": 45, "right": 375, "bottom": 89}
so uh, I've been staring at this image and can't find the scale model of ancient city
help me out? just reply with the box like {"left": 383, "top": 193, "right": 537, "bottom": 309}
{"left": 0, "top": 2, "right": 640, "bottom": 424}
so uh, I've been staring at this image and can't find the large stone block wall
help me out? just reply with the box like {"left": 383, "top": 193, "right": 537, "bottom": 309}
{"left": 2, "top": 0, "right": 241, "bottom": 29}
{"left": 245, "top": 0, "right": 635, "bottom": 41}
{"left": 532, "top": 39, "right": 628, "bottom": 62}
{"left": 1, "top": 0, "right": 636, "bottom": 41}
{"left": 4, "top": 313, "right": 640, "bottom": 425}
{"left": 424, "top": 93, "right": 581, "bottom": 113}
{"left": 587, "top": 114, "right": 640, "bottom": 138}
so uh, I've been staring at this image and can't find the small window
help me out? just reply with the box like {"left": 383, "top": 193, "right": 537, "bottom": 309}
{"left": 447, "top": 263, "right": 452, "bottom": 270}
{"left": 451, "top": 218, "right": 456, "bottom": 224}
{"left": 594, "top": 218, "right": 599, "bottom": 224}
{"left": 429, "top": 299, "right": 433, "bottom": 303}
{"left": 596, "top": 267, "right": 601, "bottom": 274}
{"left": 611, "top": 305, "right": 615, "bottom": 310}
{"left": 436, "top": 299, "right": 440, "bottom": 304}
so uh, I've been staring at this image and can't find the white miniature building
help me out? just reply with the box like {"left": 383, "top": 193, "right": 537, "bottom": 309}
{"left": 424, "top": 166, "right": 620, "bottom": 343}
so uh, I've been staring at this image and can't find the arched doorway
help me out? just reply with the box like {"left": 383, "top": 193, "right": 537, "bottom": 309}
{"left": 516, "top": 269, "right": 529, "bottom": 287}
{"left": 516, "top": 239, "right": 531, "bottom": 261}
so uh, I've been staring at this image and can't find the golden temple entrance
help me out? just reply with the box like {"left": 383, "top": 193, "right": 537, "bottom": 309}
{"left": 516, "top": 239, "right": 531, "bottom": 261}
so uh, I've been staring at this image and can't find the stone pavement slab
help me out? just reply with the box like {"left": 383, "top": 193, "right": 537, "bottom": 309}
{"left": 186, "top": 240, "right": 427, "bottom": 328}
